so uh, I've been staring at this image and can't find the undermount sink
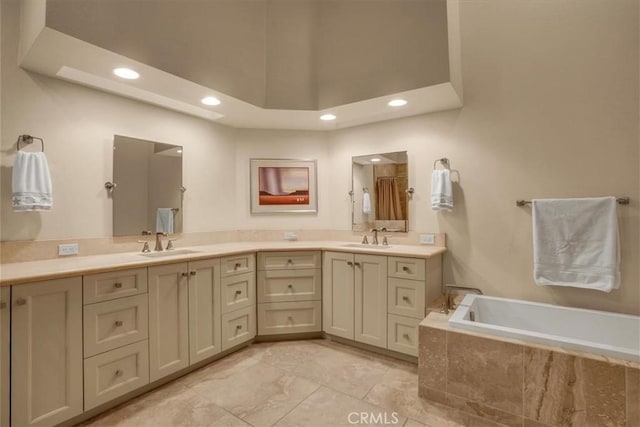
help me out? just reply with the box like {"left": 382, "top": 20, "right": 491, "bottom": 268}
{"left": 341, "top": 243, "right": 393, "bottom": 250}
{"left": 139, "top": 249, "right": 201, "bottom": 258}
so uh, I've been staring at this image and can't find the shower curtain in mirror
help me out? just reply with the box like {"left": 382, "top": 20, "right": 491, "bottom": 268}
{"left": 376, "top": 177, "right": 403, "bottom": 220}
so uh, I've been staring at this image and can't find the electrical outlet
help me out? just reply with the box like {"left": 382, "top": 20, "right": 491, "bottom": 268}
{"left": 283, "top": 232, "right": 297, "bottom": 241}
{"left": 419, "top": 234, "right": 435, "bottom": 245}
{"left": 58, "top": 243, "right": 79, "bottom": 256}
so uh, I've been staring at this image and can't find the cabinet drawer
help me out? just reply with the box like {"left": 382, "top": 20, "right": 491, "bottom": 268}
{"left": 258, "top": 251, "right": 321, "bottom": 270}
{"left": 221, "top": 272, "right": 256, "bottom": 313}
{"left": 83, "top": 268, "right": 148, "bottom": 304}
{"left": 84, "top": 294, "right": 149, "bottom": 357}
{"left": 257, "top": 301, "right": 322, "bottom": 335}
{"left": 387, "top": 314, "right": 420, "bottom": 357}
{"left": 387, "top": 257, "right": 425, "bottom": 281}
{"left": 387, "top": 277, "right": 425, "bottom": 319}
{"left": 84, "top": 340, "right": 149, "bottom": 411}
{"left": 257, "top": 269, "right": 321, "bottom": 303}
{"left": 221, "top": 253, "right": 255, "bottom": 277}
{"left": 221, "top": 306, "right": 256, "bottom": 350}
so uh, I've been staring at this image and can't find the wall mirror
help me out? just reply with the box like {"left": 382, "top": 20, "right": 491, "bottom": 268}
{"left": 352, "top": 151, "right": 409, "bottom": 232}
{"left": 112, "top": 135, "right": 183, "bottom": 236}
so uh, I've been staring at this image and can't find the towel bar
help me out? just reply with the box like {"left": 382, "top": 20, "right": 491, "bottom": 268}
{"left": 17, "top": 135, "right": 44, "bottom": 152}
{"left": 516, "top": 197, "right": 630, "bottom": 207}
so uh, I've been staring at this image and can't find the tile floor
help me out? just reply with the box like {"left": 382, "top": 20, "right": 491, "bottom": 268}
{"left": 80, "top": 339, "right": 502, "bottom": 427}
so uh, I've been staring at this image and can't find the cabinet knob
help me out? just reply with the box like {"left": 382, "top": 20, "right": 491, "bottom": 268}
{"left": 236, "top": 324, "right": 242, "bottom": 330}
{"left": 347, "top": 261, "right": 354, "bottom": 266}
{"left": 354, "top": 262, "right": 361, "bottom": 267}
{"left": 114, "top": 282, "right": 123, "bottom": 289}
{"left": 114, "top": 320, "right": 123, "bottom": 327}
{"left": 287, "top": 259, "right": 293, "bottom": 264}
{"left": 181, "top": 272, "right": 189, "bottom": 277}
{"left": 190, "top": 271, "right": 197, "bottom": 276}
{"left": 402, "top": 296, "right": 410, "bottom": 302}
{"left": 402, "top": 266, "right": 410, "bottom": 272}
{"left": 15, "top": 298, "right": 26, "bottom": 306}
{"left": 288, "top": 315, "right": 293, "bottom": 321}
{"left": 402, "top": 333, "right": 410, "bottom": 340}
{"left": 234, "top": 263, "right": 241, "bottom": 269}
{"left": 115, "top": 369, "right": 123, "bottom": 377}
{"left": 288, "top": 284, "right": 293, "bottom": 289}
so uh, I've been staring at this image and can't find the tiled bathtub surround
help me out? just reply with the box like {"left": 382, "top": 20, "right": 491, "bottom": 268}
{"left": 418, "top": 314, "right": 640, "bottom": 426}
{"left": 0, "top": 230, "right": 446, "bottom": 264}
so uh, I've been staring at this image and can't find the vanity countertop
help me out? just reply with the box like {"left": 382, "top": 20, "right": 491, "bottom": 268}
{"left": 0, "top": 241, "right": 446, "bottom": 286}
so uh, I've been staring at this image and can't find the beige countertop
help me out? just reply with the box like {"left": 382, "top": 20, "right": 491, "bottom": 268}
{"left": 0, "top": 241, "right": 446, "bottom": 286}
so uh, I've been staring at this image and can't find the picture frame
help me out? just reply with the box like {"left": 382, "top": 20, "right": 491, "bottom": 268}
{"left": 250, "top": 158, "right": 318, "bottom": 214}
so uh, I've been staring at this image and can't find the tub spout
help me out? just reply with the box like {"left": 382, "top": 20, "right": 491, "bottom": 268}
{"left": 443, "top": 284, "right": 483, "bottom": 314}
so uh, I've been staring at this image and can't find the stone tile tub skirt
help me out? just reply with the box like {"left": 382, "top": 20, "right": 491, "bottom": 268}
{"left": 419, "top": 314, "right": 640, "bottom": 426}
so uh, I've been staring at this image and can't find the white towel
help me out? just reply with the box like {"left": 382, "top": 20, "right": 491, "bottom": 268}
{"left": 12, "top": 151, "right": 53, "bottom": 212}
{"left": 533, "top": 197, "right": 620, "bottom": 292}
{"left": 431, "top": 169, "right": 453, "bottom": 211}
{"left": 156, "top": 208, "right": 174, "bottom": 234}
{"left": 362, "top": 192, "right": 371, "bottom": 214}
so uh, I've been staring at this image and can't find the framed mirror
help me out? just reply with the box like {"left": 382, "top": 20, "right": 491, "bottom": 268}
{"left": 352, "top": 151, "right": 409, "bottom": 232}
{"left": 112, "top": 135, "right": 183, "bottom": 236}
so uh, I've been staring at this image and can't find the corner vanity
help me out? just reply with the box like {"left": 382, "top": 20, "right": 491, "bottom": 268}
{"left": 0, "top": 241, "right": 444, "bottom": 426}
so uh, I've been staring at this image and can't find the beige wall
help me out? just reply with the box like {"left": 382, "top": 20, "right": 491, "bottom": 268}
{"left": 1, "top": 0, "right": 639, "bottom": 314}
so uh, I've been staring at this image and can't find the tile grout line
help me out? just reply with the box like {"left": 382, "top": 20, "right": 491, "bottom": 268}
{"left": 267, "top": 382, "right": 324, "bottom": 427}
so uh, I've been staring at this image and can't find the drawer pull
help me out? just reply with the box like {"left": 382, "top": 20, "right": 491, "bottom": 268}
{"left": 181, "top": 272, "right": 189, "bottom": 277}
{"left": 288, "top": 284, "right": 293, "bottom": 289}
{"left": 347, "top": 261, "right": 354, "bottom": 266}
{"left": 236, "top": 324, "right": 242, "bottom": 330}
{"left": 235, "top": 290, "right": 242, "bottom": 296}
{"left": 15, "top": 298, "right": 26, "bottom": 306}
{"left": 115, "top": 369, "right": 123, "bottom": 377}
{"left": 288, "top": 315, "right": 293, "bottom": 321}
{"left": 402, "top": 296, "right": 410, "bottom": 302}
{"left": 402, "top": 333, "right": 411, "bottom": 340}
{"left": 234, "top": 263, "right": 241, "bottom": 269}
{"left": 402, "top": 266, "right": 410, "bottom": 272}
{"left": 190, "top": 271, "right": 197, "bottom": 276}
{"left": 287, "top": 259, "right": 293, "bottom": 264}
{"left": 354, "top": 262, "right": 361, "bottom": 267}
{"left": 114, "top": 282, "right": 123, "bottom": 289}
{"left": 114, "top": 320, "right": 123, "bottom": 327}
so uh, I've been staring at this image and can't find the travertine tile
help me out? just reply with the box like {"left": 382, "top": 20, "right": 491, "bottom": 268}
{"left": 187, "top": 356, "right": 320, "bottom": 426}
{"left": 524, "top": 348, "right": 626, "bottom": 426}
{"left": 418, "top": 325, "right": 447, "bottom": 391}
{"left": 275, "top": 386, "right": 407, "bottom": 427}
{"left": 253, "top": 339, "right": 392, "bottom": 398}
{"left": 627, "top": 367, "right": 640, "bottom": 427}
{"left": 446, "top": 331, "right": 523, "bottom": 416}
{"left": 443, "top": 391, "right": 522, "bottom": 427}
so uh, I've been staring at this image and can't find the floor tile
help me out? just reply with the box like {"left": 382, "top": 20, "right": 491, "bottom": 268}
{"left": 275, "top": 386, "right": 407, "bottom": 427}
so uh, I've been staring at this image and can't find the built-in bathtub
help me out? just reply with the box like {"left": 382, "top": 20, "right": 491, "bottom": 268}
{"left": 449, "top": 294, "right": 640, "bottom": 362}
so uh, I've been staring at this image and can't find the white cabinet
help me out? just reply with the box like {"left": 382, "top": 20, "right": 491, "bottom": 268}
{"left": 148, "top": 262, "right": 190, "bottom": 382}
{"left": 220, "top": 254, "right": 256, "bottom": 349}
{"left": 323, "top": 251, "right": 387, "bottom": 348}
{"left": 12, "top": 278, "right": 84, "bottom": 427}
{"left": 0, "top": 287, "right": 9, "bottom": 427}
{"left": 188, "top": 258, "right": 222, "bottom": 364}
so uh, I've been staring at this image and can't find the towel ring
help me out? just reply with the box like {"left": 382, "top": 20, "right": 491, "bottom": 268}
{"left": 17, "top": 135, "right": 45, "bottom": 152}
{"left": 433, "top": 158, "right": 449, "bottom": 170}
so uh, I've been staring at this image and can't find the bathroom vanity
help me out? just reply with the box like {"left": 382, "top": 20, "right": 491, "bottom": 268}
{"left": 0, "top": 241, "right": 444, "bottom": 426}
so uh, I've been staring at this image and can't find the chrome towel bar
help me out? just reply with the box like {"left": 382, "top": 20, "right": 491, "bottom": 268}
{"left": 516, "top": 197, "right": 630, "bottom": 207}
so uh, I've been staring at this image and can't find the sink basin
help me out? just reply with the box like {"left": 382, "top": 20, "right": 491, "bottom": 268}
{"left": 139, "top": 249, "right": 201, "bottom": 258}
{"left": 341, "top": 243, "right": 393, "bottom": 250}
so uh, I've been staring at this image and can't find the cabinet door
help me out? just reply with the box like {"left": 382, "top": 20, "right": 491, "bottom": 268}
{"left": 354, "top": 254, "right": 388, "bottom": 348}
{"left": 322, "top": 252, "right": 354, "bottom": 339}
{"left": 12, "top": 278, "right": 83, "bottom": 427}
{"left": 188, "top": 258, "right": 222, "bottom": 364}
{"left": 149, "top": 263, "right": 189, "bottom": 382}
{"left": 0, "top": 287, "right": 9, "bottom": 427}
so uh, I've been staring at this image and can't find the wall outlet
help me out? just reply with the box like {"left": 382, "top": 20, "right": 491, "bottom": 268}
{"left": 283, "top": 232, "right": 297, "bottom": 241}
{"left": 58, "top": 243, "right": 79, "bottom": 256}
{"left": 419, "top": 234, "right": 435, "bottom": 245}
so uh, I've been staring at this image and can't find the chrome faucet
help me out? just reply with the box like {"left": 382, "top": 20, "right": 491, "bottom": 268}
{"left": 155, "top": 232, "right": 167, "bottom": 252}
{"left": 370, "top": 228, "right": 379, "bottom": 245}
{"left": 443, "top": 284, "right": 483, "bottom": 314}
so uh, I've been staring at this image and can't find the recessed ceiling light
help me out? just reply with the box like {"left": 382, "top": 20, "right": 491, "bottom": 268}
{"left": 320, "top": 114, "right": 336, "bottom": 121}
{"left": 388, "top": 99, "right": 407, "bottom": 107}
{"left": 113, "top": 68, "right": 140, "bottom": 80}
{"left": 370, "top": 158, "right": 381, "bottom": 162}
{"left": 201, "top": 96, "right": 221, "bottom": 106}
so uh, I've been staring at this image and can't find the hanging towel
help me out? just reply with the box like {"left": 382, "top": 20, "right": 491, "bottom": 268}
{"left": 12, "top": 151, "right": 53, "bottom": 212}
{"left": 362, "top": 192, "right": 371, "bottom": 214}
{"left": 431, "top": 169, "right": 453, "bottom": 211}
{"left": 156, "top": 208, "right": 174, "bottom": 234}
{"left": 532, "top": 197, "right": 620, "bottom": 292}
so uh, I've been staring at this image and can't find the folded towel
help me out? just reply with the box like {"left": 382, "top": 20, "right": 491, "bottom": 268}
{"left": 156, "top": 208, "right": 174, "bottom": 234}
{"left": 362, "top": 192, "right": 371, "bottom": 214}
{"left": 12, "top": 151, "right": 53, "bottom": 212}
{"left": 431, "top": 169, "right": 453, "bottom": 211}
{"left": 533, "top": 197, "right": 620, "bottom": 292}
